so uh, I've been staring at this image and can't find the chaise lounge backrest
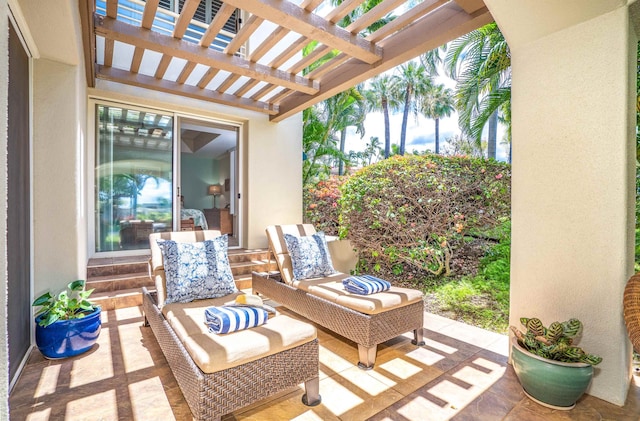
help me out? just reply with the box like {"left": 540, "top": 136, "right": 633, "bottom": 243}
{"left": 149, "top": 230, "right": 222, "bottom": 306}
{"left": 265, "top": 224, "right": 317, "bottom": 285}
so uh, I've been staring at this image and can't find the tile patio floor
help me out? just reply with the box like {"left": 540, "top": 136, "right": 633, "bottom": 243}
{"left": 9, "top": 303, "right": 640, "bottom": 420}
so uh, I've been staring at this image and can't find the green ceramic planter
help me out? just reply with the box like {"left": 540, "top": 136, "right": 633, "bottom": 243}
{"left": 511, "top": 337, "right": 594, "bottom": 410}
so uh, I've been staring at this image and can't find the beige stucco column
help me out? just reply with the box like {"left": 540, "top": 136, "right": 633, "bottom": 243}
{"left": 485, "top": 0, "right": 636, "bottom": 405}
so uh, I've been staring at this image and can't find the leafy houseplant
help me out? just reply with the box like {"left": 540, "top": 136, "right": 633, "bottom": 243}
{"left": 32, "top": 280, "right": 101, "bottom": 359}
{"left": 510, "top": 317, "right": 602, "bottom": 410}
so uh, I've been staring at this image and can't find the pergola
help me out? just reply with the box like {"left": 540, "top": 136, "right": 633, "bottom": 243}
{"left": 79, "top": 0, "right": 492, "bottom": 122}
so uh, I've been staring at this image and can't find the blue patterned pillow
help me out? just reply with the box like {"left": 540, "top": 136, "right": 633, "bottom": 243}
{"left": 157, "top": 236, "right": 237, "bottom": 304}
{"left": 284, "top": 231, "right": 337, "bottom": 281}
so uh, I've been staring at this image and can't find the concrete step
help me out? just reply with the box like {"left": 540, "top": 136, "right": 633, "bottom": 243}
{"left": 91, "top": 288, "right": 144, "bottom": 311}
{"left": 86, "top": 249, "right": 270, "bottom": 309}
{"left": 86, "top": 256, "right": 149, "bottom": 280}
{"left": 231, "top": 259, "right": 275, "bottom": 276}
{"left": 227, "top": 248, "right": 270, "bottom": 263}
{"left": 92, "top": 275, "right": 256, "bottom": 310}
{"left": 86, "top": 272, "right": 153, "bottom": 293}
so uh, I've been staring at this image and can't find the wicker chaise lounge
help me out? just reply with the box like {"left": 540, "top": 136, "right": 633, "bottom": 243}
{"left": 252, "top": 224, "right": 426, "bottom": 369}
{"left": 143, "top": 230, "right": 321, "bottom": 421}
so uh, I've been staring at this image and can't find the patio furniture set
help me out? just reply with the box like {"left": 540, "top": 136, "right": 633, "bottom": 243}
{"left": 143, "top": 225, "right": 426, "bottom": 420}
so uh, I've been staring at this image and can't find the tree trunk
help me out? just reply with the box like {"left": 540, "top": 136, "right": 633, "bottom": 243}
{"left": 488, "top": 110, "right": 498, "bottom": 160}
{"left": 400, "top": 89, "right": 410, "bottom": 155}
{"left": 434, "top": 118, "right": 440, "bottom": 154}
{"left": 338, "top": 128, "right": 346, "bottom": 175}
{"left": 383, "top": 101, "right": 391, "bottom": 158}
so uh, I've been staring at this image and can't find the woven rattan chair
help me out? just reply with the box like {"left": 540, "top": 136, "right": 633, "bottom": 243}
{"left": 253, "top": 224, "right": 426, "bottom": 369}
{"left": 144, "top": 230, "right": 321, "bottom": 420}
{"left": 624, "top": 272, "right": 640, "bottom": 352}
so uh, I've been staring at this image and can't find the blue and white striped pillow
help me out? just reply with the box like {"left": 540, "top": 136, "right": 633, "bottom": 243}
{"left": 204, "top": 306, "right": 268, "bottom": 334}
{"left": 342, "top": 275, "right": 391, "bottom": 295}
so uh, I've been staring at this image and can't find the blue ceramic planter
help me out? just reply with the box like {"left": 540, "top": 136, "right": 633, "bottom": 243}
{"left": 35, "top": 306, "right": 102, "bottom": 359}
{"left": 511, "top": 337, "right": 593, "bottom": 410}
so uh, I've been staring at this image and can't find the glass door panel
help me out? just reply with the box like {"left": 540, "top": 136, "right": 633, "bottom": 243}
{"left": 95, "top": 105, "right": 174, "bottom": 252}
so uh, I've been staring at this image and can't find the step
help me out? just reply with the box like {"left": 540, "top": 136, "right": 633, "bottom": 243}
{"left": 86, "top": 272, "right": 153, "bottom": 293}
{"left": 230, "top": 259, "right": 275, "bottom": 276}
{"left": 91, "top": 288, "right": 145, "bottom": 311}
{"left": 86, "top": 256, "right": 149, "bottom": 279}
{"left": 227, "top": 248, "right": 270, "bottom": 264}
{"left": 92, "top": 275, "right": 255, "bottom": 310}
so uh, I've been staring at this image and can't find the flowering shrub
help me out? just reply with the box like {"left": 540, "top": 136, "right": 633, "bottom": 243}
{"left": 303, "top": 176, "right": 346, "bottom": 235}
{"left": 339, "top": 154, "right": 510, "bottom": 282}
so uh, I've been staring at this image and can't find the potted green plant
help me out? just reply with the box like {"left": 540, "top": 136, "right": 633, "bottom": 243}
{"left": 510, "top": 317, "right": 602, "bottom": 410}
{"left": 32, "top": 280, "right": 101, "bottom": 359}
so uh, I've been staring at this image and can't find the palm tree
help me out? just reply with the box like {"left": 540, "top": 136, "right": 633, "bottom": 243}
{"left": 365, "top": 75, "right": 398, "bottom": 159}
{"left": 392, "top": 61, "right": 433, "bottom": 155}
{"left": 302, "top": 107, "right": 343, "bottom": 185}
{"left": 327, "top": 87, "right": 366, "bottom": 175}
{"left": 421, "top": 84, "right": 455, "bottom": 154}
{"left": 443, "top": 23, "right": 511, "bottom": 160}
{"left": 364, "top": 136, "right": 382, "bottom": 165}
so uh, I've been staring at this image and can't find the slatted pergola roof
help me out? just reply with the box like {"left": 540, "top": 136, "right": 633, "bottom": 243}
{"left": 80, "top": 0, "right": 492, "bottom": 122}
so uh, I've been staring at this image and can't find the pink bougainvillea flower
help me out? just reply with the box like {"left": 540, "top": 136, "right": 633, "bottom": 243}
{"left": 495, "top": 173, "right": 503, "bottom": 180}
{"left": 332, "top": 202, "right": 338, "bottom": 208}
{"left": 309, "top": 203, "right": 317, "bottom": 209}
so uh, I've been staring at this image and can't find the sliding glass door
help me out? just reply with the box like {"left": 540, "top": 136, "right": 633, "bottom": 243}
{"left": 95, "top": 105, "right": 174, "bottom": 252}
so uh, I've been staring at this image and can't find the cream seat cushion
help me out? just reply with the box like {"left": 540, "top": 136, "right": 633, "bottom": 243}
{"left": 162, "top": 292, "right": 317, "bottom": 374}
{"left": 298, "top": 277, "right": 423, "bottom": 315}
{"left": 266, "top": 224, "right": 424, "bottom": 315}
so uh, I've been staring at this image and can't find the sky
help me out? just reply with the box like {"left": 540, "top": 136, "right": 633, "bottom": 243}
{"left": 343, "top": 71, "right": 510, "bottom": 162}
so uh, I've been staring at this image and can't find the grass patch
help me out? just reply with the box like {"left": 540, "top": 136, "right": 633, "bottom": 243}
{"left": 425, "top": 221, "right": 510, "bottom": 334}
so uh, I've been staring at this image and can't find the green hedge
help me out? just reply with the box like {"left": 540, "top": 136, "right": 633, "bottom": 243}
{"left": 338, "top": 154, "right": 511, "bottom": 282}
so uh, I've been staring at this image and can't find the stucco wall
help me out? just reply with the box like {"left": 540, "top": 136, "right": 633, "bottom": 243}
{"left": 1, "top": 0, "right": 10, "bottom": 415}
{"left": 505, "top": 7, "right": 634, "bottom": 405}
{"left": 32, "top": 58, "right": 88, "bottom": 296}
{"left": 91, "top": 82, "right": 303, "bottom": 250}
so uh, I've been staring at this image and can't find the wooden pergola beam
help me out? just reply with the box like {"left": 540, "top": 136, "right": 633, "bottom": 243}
{"left": 272, "top": 3, "right": 493, "bottom": 122}
{"left": 224, "top": 14, "right": 264, "bottom": 55}
{"left": 344, "top": 0, "right": 405, "bottom": 34}
{"left": 96, "top": 66, "right": 278, "bottom": 114}
{"left": 200, "top": 2, "right": 236, "bottom": 47}
{"left": 95, "top": 15, "right": 320, "bottom": 95}
{"left": 221, "top": 0, "right": 382, "bottom": 64}
{"left": 79, "top": 0, "right": 96, "bottom": 87}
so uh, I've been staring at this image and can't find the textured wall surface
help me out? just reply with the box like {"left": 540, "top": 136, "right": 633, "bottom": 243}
{"left": 487, "top": 0, "right": 635, "bottom": 405}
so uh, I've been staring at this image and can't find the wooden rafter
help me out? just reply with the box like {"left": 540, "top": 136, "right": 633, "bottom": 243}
{"left": 272, "top": 2, "right": 493, "bottom": 122}
{"left": 248, "top": 0, "right": 323, "bottom": 63}
{"left": 221, "top": 0, "right": 382, "bottom": 64}
{"left": 173, "top": 0, "right": 201, "bottom": 37}
{"left": 86, "top": 0, "right": 492, "bottom": 118}
{"left": 324, "top": 0, "right": 366, "bottom": 24}
{"left": 344, "top": 0, "right": 406, "bottom": 34}
{"left": 197, "top": 68, "right": 220, "bottom": 89}
{"left": 104, "top": 38, "right": 114, "bottom": 67}
{"left": 141, "top": 0, "right": 160, "bottom": 29}
{"left": 217, "top": 73, "right": 242, "bottom": 93}
{"left": 79, "top": 0, "right": 96, "bottom": 87}
{"left": 224, "top": 14, "right": 264, "bottom": 55}
{"left": 95, "top": 15, "right": 320, "bottom": 94}
{"left": 366, "top": 0, "right": 449, "bottom": 42}
{"left": 106, "top": 0, "right": 118, "bottom": 18}
{"left": 200, "top": 3, "right": 236, "bottom": 47}
{"left": 234, "top": 79, "right": 260, "bottom": 97}
{"left": 96, "top": 66, "right": 279, "bottom": 114}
